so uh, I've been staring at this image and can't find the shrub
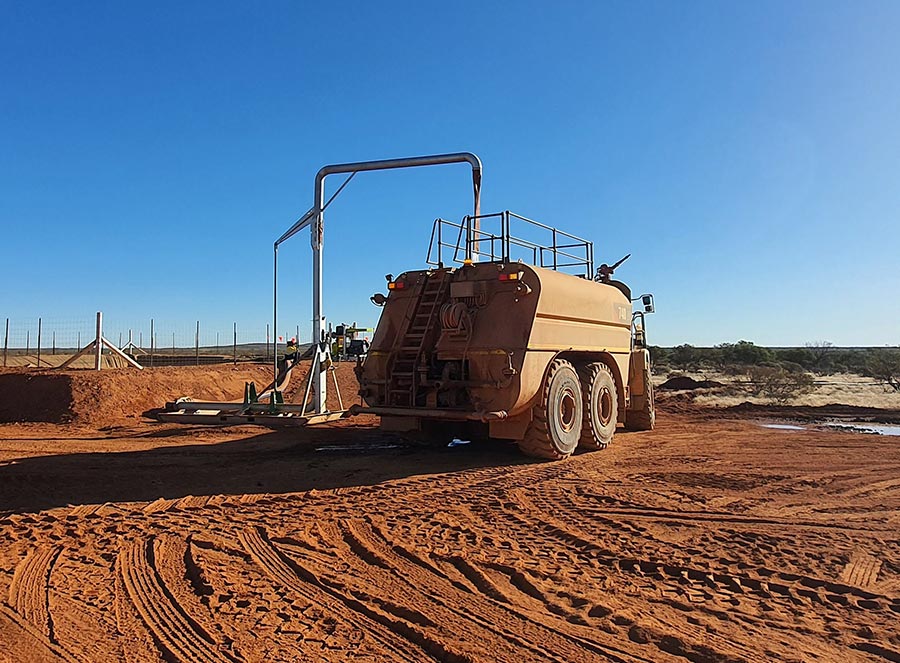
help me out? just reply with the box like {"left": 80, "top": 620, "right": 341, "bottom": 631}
{"left": 745, "top": 366, "right": 815, "bottom": 403}
{"left": 865, "top": 349, "right": 900, "bottom": 392}
{"left": 669, "top": 344, "right": 699, "bottom": 370}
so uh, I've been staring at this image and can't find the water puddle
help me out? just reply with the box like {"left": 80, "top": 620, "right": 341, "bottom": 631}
{"left": 820, "top": 422, "right": 900, "bottom": 437}
{"left": 758, "top": 421, "right": 900, "bottom": 436}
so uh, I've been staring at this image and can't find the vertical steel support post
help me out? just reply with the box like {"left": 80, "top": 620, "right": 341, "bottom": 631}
{"left": 233, "top": 323, "right": 237, "bottom": 365}
{"left": 312, "top": 178, "right": 326, "bottom": 413}
{"left": 195, "top": 321, "right": 200, "bottom": 366}
{"left": 36, "top": 318, "right": 42, "bottom": 368}
{"left": 2, "top": 318, "right": 7, "bottom": 368}
{"left": 52, "top": 331, "right": 56, "bottom": 356}
{"left": 94, "top": 312, "right": 103, "bottom": 371}
{"left": 150, "top": 319, "right": 154, "bottom": 367}
{"left": 552, "top": 228, "right": 558, "bottom": 270}
{"left": 273, "top": 245, "right": 278, "bottom": 383}
{"left": 503, "top": 211, "right": 510, "bottom": 262}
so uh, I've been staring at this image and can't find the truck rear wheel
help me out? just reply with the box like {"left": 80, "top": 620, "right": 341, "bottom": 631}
{"left": 518, "top": 358, "right": 583, "bottom": 460}
{"left": 625, "top": 365, "right": 655, "bottom": 431}
{"left": 578, "top": 362, "right": 617, "bottom": 449}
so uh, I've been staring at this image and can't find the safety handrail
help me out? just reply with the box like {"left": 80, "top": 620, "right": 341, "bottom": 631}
{"left": 426, "top": 210, "right": 593, "bottom": 277}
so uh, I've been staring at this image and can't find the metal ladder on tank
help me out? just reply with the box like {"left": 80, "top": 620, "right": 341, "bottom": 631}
{"left": 387, "top": 270, "right": 451, "bottom": 407}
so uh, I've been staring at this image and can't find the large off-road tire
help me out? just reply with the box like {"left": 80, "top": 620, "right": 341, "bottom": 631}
{"left": 578, "top": 362, "right": 618, "bottom": 449}
{"left": 625, "top": 366, "right": 656, "bottom": 431}
{"left": 518, "top": 358, "right": 583, "bottom": 460}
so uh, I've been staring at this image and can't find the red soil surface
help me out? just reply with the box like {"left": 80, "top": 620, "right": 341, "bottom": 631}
{"left": 0, "top": 365, "right": 898, "bottom": 662}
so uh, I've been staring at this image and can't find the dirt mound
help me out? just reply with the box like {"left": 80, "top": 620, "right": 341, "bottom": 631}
{"left": 659, "top": 375, "right": 724, "bottom": 390}
{"left": 655, "top": 390, "right": 700, "bottom": 414}
{"left": 0, "top": 365, "right": 272, "bottom": 426}
{"left": 0, "top": 362, "right": 364, "bottom": 426}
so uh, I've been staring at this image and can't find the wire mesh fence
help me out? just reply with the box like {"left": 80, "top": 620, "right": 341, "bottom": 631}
{"left": 1, "top": 313, "right": 309, "bottom": 369}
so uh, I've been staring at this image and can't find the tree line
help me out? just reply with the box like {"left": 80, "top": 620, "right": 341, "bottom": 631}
{"left": 649, "top": 341, "right": 900, "bottom": 392}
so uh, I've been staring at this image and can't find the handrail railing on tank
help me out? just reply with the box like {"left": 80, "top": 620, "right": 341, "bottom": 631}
{"left": 426, "top": 210, "right": 594, "bottom": 278}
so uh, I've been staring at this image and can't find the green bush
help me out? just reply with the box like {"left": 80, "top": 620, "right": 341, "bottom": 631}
{"left": 745, "top": 366, "right": 815, "bottom": 403}
{"left": 865, "top": 349, "right": 900, "bottom": 392}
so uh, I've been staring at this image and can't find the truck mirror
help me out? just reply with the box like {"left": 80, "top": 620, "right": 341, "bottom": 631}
{"left": 642, "top": 294, "right": 655, "bottom": 313}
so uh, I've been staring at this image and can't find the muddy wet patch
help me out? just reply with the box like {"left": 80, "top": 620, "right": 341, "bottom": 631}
{"left": 757, "top": 420, "right": 900, "bottom": 437}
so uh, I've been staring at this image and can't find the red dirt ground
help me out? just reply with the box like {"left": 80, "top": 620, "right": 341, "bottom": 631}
{"left": 0, "top": 365, "right": 898, "bottom": 662}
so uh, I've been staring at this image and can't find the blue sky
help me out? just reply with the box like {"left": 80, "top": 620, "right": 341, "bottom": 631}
{"left": 1, "top": 1, "right": 898, "bottom": 346}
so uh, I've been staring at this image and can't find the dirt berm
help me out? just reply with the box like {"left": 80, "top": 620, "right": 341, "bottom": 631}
{"left": 0, "top": 365, "right": 273, "bottom": 426}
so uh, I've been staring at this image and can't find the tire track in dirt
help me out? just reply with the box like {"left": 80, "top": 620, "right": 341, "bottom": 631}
{"left": 357, "top": 511, "right": 769, "bottom": 663}
{"left": 116, "top": 537, "right": 241, "bottom": 663}
{"left": 348, "top": 518, "right": 652, "bottom": 663}
{"left": 151, "top": 535, "right": 248, "bottom": 661}
{"left": 8, "top": 545, "right": 61, "bottom": 641}
{"left": 238, "top": 526, "right": 432, "bottom": 662}
{"left": 333, "top": 519, "right": 588, "bottom": 662}
{"left": 0, "top": 603, "right": 78, "bottom": 663}
{"left": 372, "top": 507, "right": 749, "bottom": 662}
{"left": 47, "top": 587, "right": 124, "bottom": 663}
{"left": 506, "top": 488, "right": 900, "bottom": 616}
{"left": 570, "top": 496, "right": 892, "bottom": 533}
{"left": 840, "top": 551, "right": 883, "bottom": 589}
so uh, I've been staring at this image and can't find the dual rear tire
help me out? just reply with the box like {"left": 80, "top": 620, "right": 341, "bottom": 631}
{"left": 577, "top": 362, "right": 618, "bottom": 450}
{"left": 517, "top": 359, "right": 618, "bottom": 460}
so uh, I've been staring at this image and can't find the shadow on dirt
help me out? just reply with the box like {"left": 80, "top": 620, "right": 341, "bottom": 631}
{"left": 0, "top": 424, "right": 534, "bottom": 514}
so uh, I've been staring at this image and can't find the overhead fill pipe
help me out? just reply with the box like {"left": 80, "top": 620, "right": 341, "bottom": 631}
{"left": 273, "top": 152, "right": 483, "bottom": 413}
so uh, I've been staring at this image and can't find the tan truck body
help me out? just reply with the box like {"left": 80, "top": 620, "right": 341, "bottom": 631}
{"left": 357, "top": 260, "right": 654, "bottom": 458}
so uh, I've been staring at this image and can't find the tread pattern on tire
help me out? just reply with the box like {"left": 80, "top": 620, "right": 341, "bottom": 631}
{"left": 625, "top": 365, "right": 655, "bottom": 431}
{"left": 577, "top": 362, "right": 617, "bottom": 449}
{"left": 518, "top": 358, "right": 579, "bottom": 461}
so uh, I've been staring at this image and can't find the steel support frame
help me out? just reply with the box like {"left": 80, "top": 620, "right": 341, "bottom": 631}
{"left": 274, "top": 152, "right": 482, "bottom": 414}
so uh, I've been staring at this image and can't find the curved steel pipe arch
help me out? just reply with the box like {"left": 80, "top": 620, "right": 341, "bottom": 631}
{"left": 274, "top": 152, "right": 483, "bottom": 413}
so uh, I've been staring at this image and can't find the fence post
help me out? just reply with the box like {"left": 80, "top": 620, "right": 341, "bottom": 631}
{"left": 94, "top": 311, "right": 103, "bottom": 370}
{"left": 52, "top": 331, "right": 56, "bottom": 355}
{"left": 195, "top": 321, "right": 200, "bottom": 366}
{"left": 2, "top": 318, "right": 7, "bottom": 367}
{"left": 233, "top": 322, "right": 237, "bottom": 365}
{"left": 266, "top": 323, "right": 270, "bottom": 363}
{"left": 150, "top": 319, "right": 154, "bottom": 368}
{"left": 37, "top": 318, "right": 42, "bottom": 368}
{"left": 26, "top": 329, "right": 30, "bottom": 356}
{"left": 172, "top": 332, "right": 175, "bottom": 358}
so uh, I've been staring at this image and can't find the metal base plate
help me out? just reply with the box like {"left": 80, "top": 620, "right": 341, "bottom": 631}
{"left": 156, "top": 410, "right": 348, "bottom": 427}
